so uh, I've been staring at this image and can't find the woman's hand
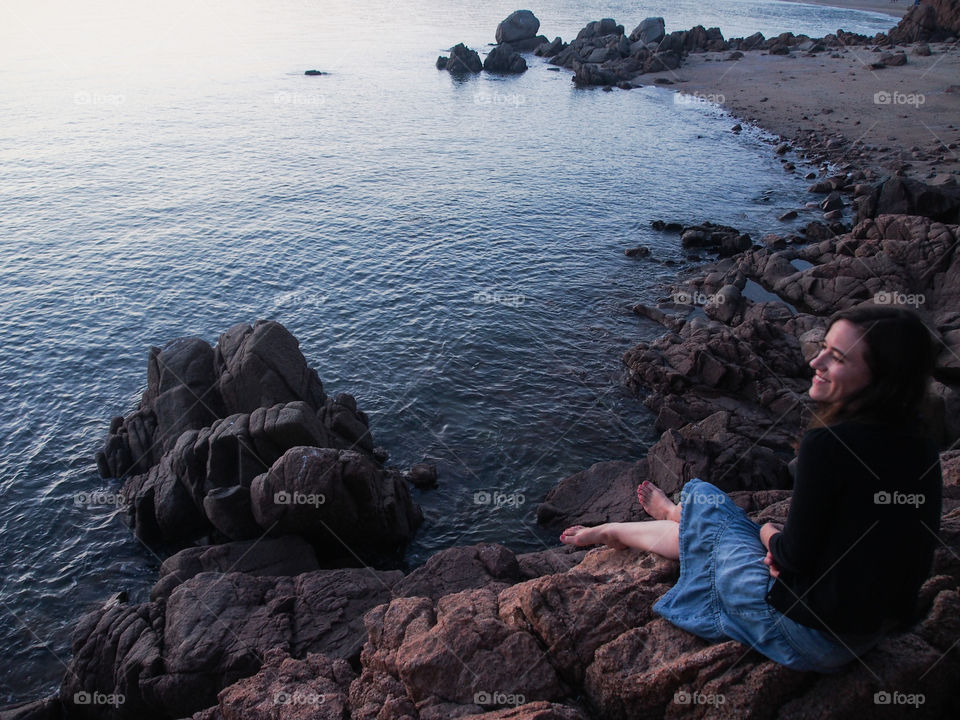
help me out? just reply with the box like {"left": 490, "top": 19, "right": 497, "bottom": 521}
{"left": 759, "top": 522, "right": 782, "bottom": 550}
{"left": 759, "top": 523, "right": 782, "bottom": 578}
{"left": 764, "top": 551, "right": 781, "bottom": 578}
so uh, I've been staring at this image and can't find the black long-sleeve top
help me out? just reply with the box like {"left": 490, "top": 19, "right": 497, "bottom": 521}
{"left": 766, "top": 420, "right": 942, "bottom": 636}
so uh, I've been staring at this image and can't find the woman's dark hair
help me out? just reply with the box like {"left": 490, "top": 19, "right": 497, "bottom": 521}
{"left": 810, "top": 305, "right": 937, "bottom": 428}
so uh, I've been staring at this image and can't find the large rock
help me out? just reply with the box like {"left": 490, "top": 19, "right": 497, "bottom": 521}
{"left": 60, "top": 567, "right": 404, "bottom": 719}
{"left": 630, "top": 17, "right": 665, "bottom": 46}
{"left": 91, "top": 323, "right": 406, "bottom": 552}
{"left": 889, "top": 0, "right": 960, "bottom": 43}
{"left": 116, "top": 399, "right": 384, "bottom": 546}
{"left": 443, "top": 43, "right": 483, "bottom": 74}
{"left": 679, "top": 222, "right": 752, "bottom": 256}
{"left": 483, "top": 46, "right": 527, "bottom": 74}
{"left": 537, "top": 459, "right": 648, "bottom": 530}
{"left": 212, "top": 648, "right": 354, "bottom": 720}
{"left": 498, "top": 549, "right": 678, "bottom": 685}
{"left": 395, "top": 543, "right": 523, "bottom": 599}
{"left": 853, "top": 176, "right": 960, "bottom": 224}
{"left": 495, "top": 10, "right": 540, "bottom": 44}
{"left": 150, "top": 536, "right": 319, "bottom": 601}
{"left": 215, "top": 321, "right": 326, "bottom": 415}
{"left": 351, "top": 589, "right": 567, "bottom": 720}
{"left": 249, "top": 446, "right": 422, "bottom": 560}
{"left": 56, "top": 483, "right": 960, "bottom": 720}
{"left": 96, "top": 321, "right": 331, "bottom": 480}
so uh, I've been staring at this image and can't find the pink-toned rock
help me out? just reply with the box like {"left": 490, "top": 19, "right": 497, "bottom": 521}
{"left": 459, "top": 702, "right": 590, "bottom": 719}
{"left": 537, "top": 459, "right": 648, "bottom": 530}
{"left": 353, "top": 588, "right": 564, "bottom": 719}
{"left": 60, "top": 567, "right": 403, "bottom": 719}
{"left": 214, "top": 648, "right": 354, "bottom": 720}
{"left": 394, "top": 543, "right": 522, "bottom": 599}
{"left": 498, "top": 549, "right": 677, "bottom": 685}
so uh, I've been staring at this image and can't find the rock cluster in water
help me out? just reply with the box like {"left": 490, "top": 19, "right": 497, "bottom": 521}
{"left": 531, "top": 5, "right": 960, "bottom": 89}
{"left": 437, "top": 11, "right": 545, "bottom": 75}
{"left": 95, "top": 320, "right": 423, "bottom": 563}
{"left": 436, "top": 5, "right": 960, "bottom": 87}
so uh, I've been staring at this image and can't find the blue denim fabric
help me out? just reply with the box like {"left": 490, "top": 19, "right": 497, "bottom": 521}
{"left": 653, "top": 479, "right": 879, "bottom": 672}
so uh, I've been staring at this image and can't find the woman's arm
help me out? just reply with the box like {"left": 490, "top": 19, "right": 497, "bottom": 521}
{"left": 767, "top": 428, "right": 840, "bottom": 575}
{"left": 760, "top": 523, "right": 783, "bottom": 578}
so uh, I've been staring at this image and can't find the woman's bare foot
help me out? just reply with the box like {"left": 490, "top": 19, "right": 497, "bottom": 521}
{"left": 560, "top": 525, "right": 599, "bottom": 547}
{"left": 637, "top": 481, "right": 681, "bottom": 523}
{"left": 560, "top": 524, "right": 626, "bottom": 550}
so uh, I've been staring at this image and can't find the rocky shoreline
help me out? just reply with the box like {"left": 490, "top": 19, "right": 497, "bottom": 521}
{"left": 6, "top": 6, "right": 960, "bottom": 720}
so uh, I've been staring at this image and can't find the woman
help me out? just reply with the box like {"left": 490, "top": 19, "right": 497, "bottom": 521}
{"left": 561, "top": 306, "right": 942, "bottom": 672}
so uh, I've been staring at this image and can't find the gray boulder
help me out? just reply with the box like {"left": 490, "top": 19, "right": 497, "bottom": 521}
{"left": 95, "top": 321, "right": 326, "bottom": 480}
{"left": 443, "top": 43, "right": 482, "bottom": 73}
{"left": 495, "top": 9, "right": 540, "bottom": 44}
{"left": 483, "top": 45, "right": 527, "bottom": 73}
{"left": 630, "top": 17, "right": 665, "bottom": 46}
{"left": 249, "top": 446, "right": 423, "bottom": 557}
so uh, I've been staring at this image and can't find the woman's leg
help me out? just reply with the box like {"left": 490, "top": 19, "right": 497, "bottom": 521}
{"left": 560, "top": 521, "right": 679, "bottom": 560}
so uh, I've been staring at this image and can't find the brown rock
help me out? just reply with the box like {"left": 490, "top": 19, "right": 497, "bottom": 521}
{"left": 498, "top": 549, "right": 677, "bottom": 685}
{"left": 60, "top": 567, "right": 403, "bottom": 718}
{"left": 250, "top": 446, "right": 422, "bottom": 558}
{"left": 537, "top": 459, "right": 648, "bottom": 530}
{"left": 150, "top": 535, "right": 319, "bottom": 601}
{"left": 213, "top": 648, "right": 354, "bottom": 720}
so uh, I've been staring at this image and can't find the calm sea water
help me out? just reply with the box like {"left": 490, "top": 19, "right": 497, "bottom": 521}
{"left": 0, "top": 0, "right": 897, "bottom": 704}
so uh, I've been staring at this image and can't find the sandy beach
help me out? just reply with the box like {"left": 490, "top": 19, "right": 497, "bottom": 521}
{"left": 779, "top": 0, "right": 908, "bottom": 18}
{"left": 664, "top": 42, "right": 960, "bottom": 182}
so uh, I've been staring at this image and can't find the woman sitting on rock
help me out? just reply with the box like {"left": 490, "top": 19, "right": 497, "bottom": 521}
{"left": 561, "top": 305, "right": 942, "bottom": 672}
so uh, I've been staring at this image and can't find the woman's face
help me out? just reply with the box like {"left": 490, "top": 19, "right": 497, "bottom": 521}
{"left": 809, "top": 319, "right": 872, "bottom": 404}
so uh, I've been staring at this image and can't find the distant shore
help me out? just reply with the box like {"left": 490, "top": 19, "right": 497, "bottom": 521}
{"left": 778, "top": 0, "right": 909, "bottom": 18}
{"left": 664, "top": 41, "right": 960, "bottom": 183}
